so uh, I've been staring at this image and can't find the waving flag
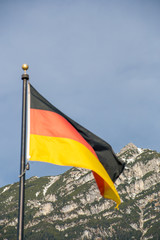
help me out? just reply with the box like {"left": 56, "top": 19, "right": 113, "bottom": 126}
{"left": 27, "top": 83, "right": 125, "bottom": 208}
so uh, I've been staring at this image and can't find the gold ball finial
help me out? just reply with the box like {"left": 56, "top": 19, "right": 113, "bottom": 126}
{"left": 22, "top": 64, "right": 29, "bottom": 72}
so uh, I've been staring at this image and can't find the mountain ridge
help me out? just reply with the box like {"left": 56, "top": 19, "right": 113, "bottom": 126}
{"left": 0, "top": 143, "right": 159, "bottom": 239}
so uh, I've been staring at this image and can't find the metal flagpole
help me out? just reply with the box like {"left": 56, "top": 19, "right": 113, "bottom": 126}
{"left": 17, "top": 64, "right": 29, "bottom": 240}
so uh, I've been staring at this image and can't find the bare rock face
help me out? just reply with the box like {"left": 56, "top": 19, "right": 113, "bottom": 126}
{"left": 0, "top": 144, "right": 160, "bottom": 240}
{"left": 119, "top": 143, "right": 139, "bottom": 155}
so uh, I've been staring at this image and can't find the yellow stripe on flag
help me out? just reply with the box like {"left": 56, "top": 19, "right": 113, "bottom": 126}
{"left": 29, "top": 134, "right": 121, "bottom": 207}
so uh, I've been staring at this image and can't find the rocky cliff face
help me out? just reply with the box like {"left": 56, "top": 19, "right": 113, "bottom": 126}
{"left": 0, "top": 143, "right": 159, "bottom": 240}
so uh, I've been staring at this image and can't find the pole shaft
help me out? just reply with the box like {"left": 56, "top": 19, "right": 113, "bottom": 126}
{"left": 17, "top": 73, "right": 29, "bottom": 240}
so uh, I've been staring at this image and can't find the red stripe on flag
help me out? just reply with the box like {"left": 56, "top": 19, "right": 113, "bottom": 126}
{"left": 30, "top": 108, "right": 97, "bottom": 158}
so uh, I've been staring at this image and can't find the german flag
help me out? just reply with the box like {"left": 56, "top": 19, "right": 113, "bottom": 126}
{"left": 27, "top": 83, "right": 125, "bottom": 207}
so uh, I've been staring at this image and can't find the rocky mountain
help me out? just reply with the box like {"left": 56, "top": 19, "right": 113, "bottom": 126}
{"left": 0, "top": 143, "right": 159, "bottom": 240}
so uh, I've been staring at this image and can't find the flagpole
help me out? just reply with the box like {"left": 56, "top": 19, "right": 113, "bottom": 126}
{"left": 17, "top": 64, "right": 29, "bottom": 240}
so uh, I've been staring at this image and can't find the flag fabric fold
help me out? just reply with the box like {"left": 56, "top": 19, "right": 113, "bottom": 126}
{"left": 27, "top": 83, "right": 125, "bottom": 208}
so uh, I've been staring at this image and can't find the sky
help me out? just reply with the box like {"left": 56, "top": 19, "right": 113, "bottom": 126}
{"left": 0, "top": 0, "right": 160, "bottom": 187}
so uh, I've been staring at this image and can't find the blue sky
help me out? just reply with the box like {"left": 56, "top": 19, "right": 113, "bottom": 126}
{"left": 0, "top": 0, "right": 160, "bottom": 187}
